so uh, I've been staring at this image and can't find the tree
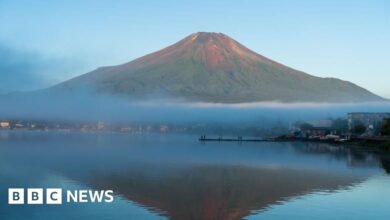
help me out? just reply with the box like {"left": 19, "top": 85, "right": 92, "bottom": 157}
{"left": 300, "top": 123, "right": 313, "bottom": 132}
{"left": 381, "top": 118, "right": 390, "bottom": 136}
{"left": 352, "top": 124, "right": 366, "bottom": 135}
{"left": 332, "top": 118, "right": 348, "bottom": 133}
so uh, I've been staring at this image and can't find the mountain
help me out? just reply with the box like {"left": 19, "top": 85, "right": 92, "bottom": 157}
{"left": 55, "top": 32, "right": 384, "bottom": 103}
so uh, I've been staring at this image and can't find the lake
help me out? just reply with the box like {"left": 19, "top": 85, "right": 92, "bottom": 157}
{"left": 0, "top": 131, "right": 389, "bottom": 220}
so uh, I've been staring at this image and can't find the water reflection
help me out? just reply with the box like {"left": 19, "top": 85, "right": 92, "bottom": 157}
{"left": 0, "top": 131, "right": 389, "bottom": 220}
{"left": 86, "top": 165, "right": 364, "bottom": 220}
{"left": 290, "top": 142, "right": 384, "bottom": 169}
{"left": 380, "top": 156, "right": 390, "bottom": 174}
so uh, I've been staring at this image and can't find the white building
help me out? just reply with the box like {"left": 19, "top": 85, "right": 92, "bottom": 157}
{"left": 348, "top": 112, "right": 390, "bottom": 133}
{"left": 0, "top": 121, "right": 10, "bottom": 129}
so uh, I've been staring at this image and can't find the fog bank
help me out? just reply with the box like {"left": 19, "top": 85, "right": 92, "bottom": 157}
{"left": 1, "top": 91, "right": 389, "bottom": 127}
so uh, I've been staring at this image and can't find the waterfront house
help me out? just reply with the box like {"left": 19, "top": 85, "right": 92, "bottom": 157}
{"left": 0, "top": 121, "right": 10, "bottom": 129}
{"left": 348, "top": 112, "right": 390, "bottom": 136}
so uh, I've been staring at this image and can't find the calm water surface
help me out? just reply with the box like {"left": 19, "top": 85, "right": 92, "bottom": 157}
{"left": 0, "top": 131, "right": 389, "bottom": 220}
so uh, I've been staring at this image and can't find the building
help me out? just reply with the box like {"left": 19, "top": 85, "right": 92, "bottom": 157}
{"left": 97, "top": 121, "right": 106, "bottom": 130}
{"left": 160, "top": 125, "right": 169, "bottom": 133}
{"left": 292, "top": 120, "right": 339, "bottom": 139}
{"left": 0, "top": 121, "right": 10, "bottom": 129}
{"left": 348, "top": 112, "right": 390, "bottom": 134}
{"left": 304, "top": 120, "right": 333, "bottom": 128}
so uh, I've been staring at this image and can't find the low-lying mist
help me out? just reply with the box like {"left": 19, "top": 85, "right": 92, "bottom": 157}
{"left": 0, "top": 90, "right": 389, "bottom": 133}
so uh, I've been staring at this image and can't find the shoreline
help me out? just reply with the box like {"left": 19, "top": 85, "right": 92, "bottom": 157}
{"left": 198, "top": 135, "right": 390, "bottom": 152}
{"left": 273, "top": 136, "right": 390, "bottom": 152}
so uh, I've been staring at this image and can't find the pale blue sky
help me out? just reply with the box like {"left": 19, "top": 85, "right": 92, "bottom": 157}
{"left": 0, "top": 0, "right": 389, "bottom": 98}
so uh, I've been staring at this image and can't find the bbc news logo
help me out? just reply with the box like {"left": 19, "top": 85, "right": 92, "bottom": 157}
{"left": 8, "top": 188, "right": 114, "bottom": 205}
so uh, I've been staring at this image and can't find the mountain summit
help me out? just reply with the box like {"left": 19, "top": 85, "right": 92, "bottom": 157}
{"left": 56, "top": 32, "right": 383, "bottom": 103}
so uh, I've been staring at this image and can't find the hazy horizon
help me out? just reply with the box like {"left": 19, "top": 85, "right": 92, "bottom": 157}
{"left": 1, "top": 90, "right": 389, "bottom": 129}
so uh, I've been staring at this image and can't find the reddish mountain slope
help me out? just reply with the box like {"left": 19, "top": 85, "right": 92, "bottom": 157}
{"left": 56, "top": 32, "right": 383, "bottom": 103}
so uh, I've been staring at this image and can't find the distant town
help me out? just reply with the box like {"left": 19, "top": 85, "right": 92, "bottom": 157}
{"left": 0, "top": 119, "right": 174, "bottom": 134}
{"left": 288, "top": 112, "right": 390, "bottom": 140}
{"left": 272, "top": 112, "right": 390, "bottom": 150}
{"left": 1, "top": 112, "right": 390, "bottom": 145}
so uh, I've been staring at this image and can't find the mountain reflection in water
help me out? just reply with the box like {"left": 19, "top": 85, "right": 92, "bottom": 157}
{"left": 0, "top": 131, "right": 389, "bottom": 220}
{"left": 87, "top": 165, "right": 364, "bottom": 220}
